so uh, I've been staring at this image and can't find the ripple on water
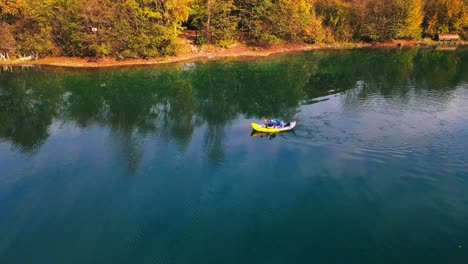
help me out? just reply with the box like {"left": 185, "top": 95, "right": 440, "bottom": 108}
{"left": 1, "top": 51, "right": 468, "bottom": 263}
{"left": 125, "top": 203, "right": 202, "bottom": 263}
{"left": 0, "top": 164, "right": 37, "bottom": 204}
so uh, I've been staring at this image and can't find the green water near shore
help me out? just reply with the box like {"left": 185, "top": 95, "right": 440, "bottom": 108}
{"left": 1, "top": 48, "right": 467, "bottom": 263}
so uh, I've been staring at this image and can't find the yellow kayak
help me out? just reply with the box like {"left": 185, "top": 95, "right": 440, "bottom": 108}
{"left": 251, "top": 121, "right": 296, "bottom": 133}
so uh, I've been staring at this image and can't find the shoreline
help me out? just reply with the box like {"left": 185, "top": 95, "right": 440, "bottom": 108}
{"left": 0, "top": 39, "right": 461, "bottom": 68}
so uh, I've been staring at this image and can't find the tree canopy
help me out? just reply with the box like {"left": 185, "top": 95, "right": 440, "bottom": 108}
{"left": 0, "top": 0, "right": 466, "bottom": 58}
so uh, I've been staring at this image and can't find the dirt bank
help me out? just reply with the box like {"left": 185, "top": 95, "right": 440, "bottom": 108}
{"left": 0, "top": 39, "right": 442, "bottom": 68}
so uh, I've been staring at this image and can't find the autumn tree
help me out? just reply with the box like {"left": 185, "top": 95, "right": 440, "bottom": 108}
{"left": 0, "top": 22, "right": 16, "bottom": 55}
{"left": 13, "top": 0, "right": 58, "bottom": 56}
{"left": 235, "top": 0, "right": 277, "bottom": 45}
{"left": 394, "top": 0, "right": 424, "bottom": 39}
{"left": 423, "top": 0, "right": 468, "bottom": 37}
{"left": 235, "top": 0, "right": 325, "bottom": 45}
{"left": 189, "top": 0, "right": 239, "bottom": 45}
{"left": 361, "top": 0, "right": 424, "bottom": 41}
{"left": 315, "top": 0, "right": 359, "bottom": 41}
{"left": 273, "top": 0, "right": 325, "bottom": 43}
{"left": 0, "top": 0, "right": 26, "bottom": 55}
{"left": 0, "top": 0, "right": 465, "bottom": 58}
{"left": 0, "top": 0, "right": 27, "bottom": 23}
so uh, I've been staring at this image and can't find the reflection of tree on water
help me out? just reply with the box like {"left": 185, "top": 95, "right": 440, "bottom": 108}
{"left": 102, "top": 69, "right": 196, "bottom": 172}
{"left": 413, "top": 49, "right": 468, "bottom": 90}
{"left": 110, "top": 129, "right": 143, "bottom": 176}
{"left": 192, "top": 63, "right": 240, "bottom": 164}
{"left": 341, "top": 49, "right": 468, "bottom": 104}
{"left": 236, "top": 59, "right": 308, "bottom": 118}
{"left": 1, "top": 66, "right": 13, "bottom": 72}
{"left": 203, "top": 124, "right": 225, "bottom": 164}
{"left": 0, "top": 69, "right": 61, "bottom": 152}
{"left": 1, "top": 49, "right": 467, "bottom": 167}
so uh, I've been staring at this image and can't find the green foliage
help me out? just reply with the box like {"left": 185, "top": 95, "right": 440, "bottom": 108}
{"left": 315, "top": 0, "right": 358, "bottom": 41}
{"left": 235, "top": 0, "right": 326, "bottom": 46}
{"left": 273, "top": 0, "right": 324, "bottom": 43}
{"left": 0, "top": 0, "right": 467, "bottom": 58}
{"left": 190, "top": 0, "right": 239, "bottom": 46}
{"left": 395, "top": 0, "right": 423, "bottom": 39}
{"left": 1, "top": 0, "right": 193, "bottom": 58}
{"left": 194, "top": 34, "right": 207, "bottom": 45}
{"left": 236, "top": 0, "right": 276, "bottom": 45}
{"left": 360, "top": 0, "right": 424, "bottom": 41}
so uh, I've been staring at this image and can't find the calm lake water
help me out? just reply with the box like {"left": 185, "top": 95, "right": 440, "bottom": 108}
{"left": 1, "top": 48, "right": 467, "bottom": 263}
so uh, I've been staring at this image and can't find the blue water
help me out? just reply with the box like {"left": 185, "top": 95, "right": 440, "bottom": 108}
{"left": 1, "top": 48, "right": 467, "bottom": 263}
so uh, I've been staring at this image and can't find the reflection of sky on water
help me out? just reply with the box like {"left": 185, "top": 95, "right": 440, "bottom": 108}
{"left": 298, "top": 82, "right": 468, "bottom": 143}
{"left": 3, "top": 83, "right": 466, "bottom": 186}
{"left": 1, "top": 115, "right": 467, "bottom": 262}
{"left": 1, "top": 49, "right": 468, "bottom": 263}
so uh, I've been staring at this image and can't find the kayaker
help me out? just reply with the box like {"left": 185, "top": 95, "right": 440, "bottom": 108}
{"left": 265, "top": 118, "right": 278, "bottom": 127}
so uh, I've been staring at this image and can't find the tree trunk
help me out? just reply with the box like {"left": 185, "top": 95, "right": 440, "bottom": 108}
{"left": 206, "top": 0, "right": 214, "bottom": 43}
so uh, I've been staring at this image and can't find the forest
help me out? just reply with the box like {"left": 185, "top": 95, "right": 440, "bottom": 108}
{"left": 0, "top": 0, "right": 467, "bottom": 59}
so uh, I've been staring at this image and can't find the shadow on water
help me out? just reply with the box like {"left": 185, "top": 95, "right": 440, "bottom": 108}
{"left": 0, "top": 48, "right": 467, "bottom": 167}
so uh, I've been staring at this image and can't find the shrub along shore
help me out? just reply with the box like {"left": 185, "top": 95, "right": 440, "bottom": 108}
{"left": 0, "top": 0, "right": 466, "bottom": 66}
